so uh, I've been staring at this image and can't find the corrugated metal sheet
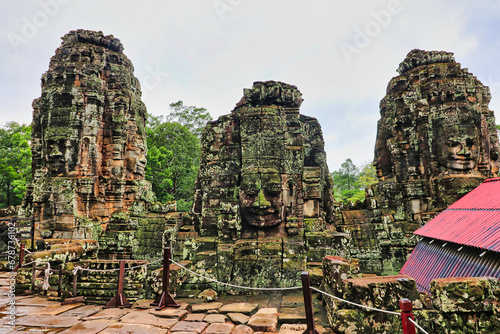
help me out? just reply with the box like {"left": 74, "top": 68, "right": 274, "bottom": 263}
{"left": 399, "top": 238, "right": 500, "bottom": 293}
{"left": 414, "top": 177, "right": 500, "bottom": 252}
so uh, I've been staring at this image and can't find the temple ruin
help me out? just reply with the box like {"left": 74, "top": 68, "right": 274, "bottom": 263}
{"left": 338, "top": 49, "right": 500, "bottom": 274}
{"left": 6, "top": 30, "right": 500, "bottom": 332}
{"left": 177, "top": 80, "right": 343, "bottom": 288}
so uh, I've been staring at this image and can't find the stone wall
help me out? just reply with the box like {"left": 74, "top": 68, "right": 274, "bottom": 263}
{"left": 321, "top": 256, "right": 500, "bottom": 333}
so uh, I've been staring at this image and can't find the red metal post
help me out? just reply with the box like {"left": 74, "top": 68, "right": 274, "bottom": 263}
{"left": 105, "top": 260, "right": 131, "bottom": 308}
{"left": 301, "top": 271, "right": 320, "bottom": 334}
{"left": 400, "top": 298, "right": 416, "bottom": 334}
{"left": 14, "top": 243, "right": 25, "bottom": 271}
{"left": 151, "top": 247, "right": 179, "bottom": 310}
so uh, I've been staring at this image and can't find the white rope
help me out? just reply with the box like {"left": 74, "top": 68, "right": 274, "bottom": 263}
{"left": 76, "top": 259, "right": 162, "bottom": 272}
{"left": 311, "top": 287, "right": 400, "bottom": 316}
{"left": 72, "top": 266, "right": 82, "bottom": 275}
{"left": 42, "top": 263, "right": 52, "bottom": 290}
{"left": 170, "top": 258, "right": 302, "bottom": 291}
{"left": 15, "top": 239, "right": 32, "bottom": 253}
{"left": 409, "top": 318, "right": 430, "bottom": 334}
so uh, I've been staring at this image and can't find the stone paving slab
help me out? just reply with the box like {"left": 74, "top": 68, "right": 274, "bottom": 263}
{"left": 149, "top": 307, "right": 188, "bottom": 319}
{"left": 15, "top": 314, "right": 81, "bottom": 328}
{"left": 247, "top": 308, "right": 278, "bottom": 332}
{"left": 281, "top": 293, "right": 304, "bottom": 308}
{"left": 2, "top": 305, "right": 44, "bottom": 317}
{"left": 32, "top": 302, "right": 84, "bottom": 315}
{"left": 59, "top": 304, "right": 102, "bottom": 318}
{"left": 58, "top": 319, "right": 113, "bottom": 334}
{"left": 219, "top": 303, "right": 259, "bottom": 315}
{"left": 16, "top": 296, "right": 60, "bottom": 307}
{"left": 228, "top": 312, "right": 250, "bottom": 325}
{"left": 131, "top": 298, "right": 155, "bottom": 309}
{"left": 170, "top": 320, "right": 208, "bottom": 333}
{"left": 120, "top": 309, "right": 178, "bottom": 329}
{"left": 185, "top": 313, "right": 206, "bottom": 322}
{"left": 99, "top": 323, "right": 165, "bottom": 334}
{"left": 204, "top": 313, "right": 228, "bottom": 323}
{"left": 82, "top": 307, "right": 129, "bottom": 320}
{"left": 191, "top": 302, "right": 223, "bottom": 313}
{"left": 205, "top": 322, "right": 235, "bottom": 334}
{"left": 232, "top": 324, "right": 255, "bottom": 334}
{"left": 278, "top": 307, "right": 306, "bottom": 323}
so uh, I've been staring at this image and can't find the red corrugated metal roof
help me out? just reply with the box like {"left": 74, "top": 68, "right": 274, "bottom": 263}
{"left": 414, "top": 177, "right": 500, "bottom": 252}
{"left": 400, "top": 238, "right": 500, "bottom": 293}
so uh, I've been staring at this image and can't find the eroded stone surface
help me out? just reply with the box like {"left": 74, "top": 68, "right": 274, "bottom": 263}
{"left": 219, "top": 303, "right": 259, "bottom": 315}
{"left": 15, "top": 314, "right": 81, "bottom": 328}
{"left": 227, "top": 312, "right": 250, "bottom": 325}
{"left": 339, "top": 49, "right": 500, "bottom": 274}
{"left": 23, "top": 30, "right": 153, "bottom": 240}
{"left": 191, "top": 302, "right": 223, "bottom": 313}
{"left": 247, "top": 308, "right": 278, "bottom": 332}
{"left": 205, "top": 323, "right": 235, "bottom": 334}
{"left": 232, "top": 324, "right": 255, "bottom": 334}
{"left": 170, "top": 321, "right": 209, "bottom": 333}
{"left": 120, "top": 309, "right": 178, "bottom": 328}
{"left": 58, "top": 319, "right": 112, "bottom": 334}
{"left": 100, "top": 323, "right": 165, "bottom": 334}
{"left": 203, "top": 313, "right": 228, "bottom": 323}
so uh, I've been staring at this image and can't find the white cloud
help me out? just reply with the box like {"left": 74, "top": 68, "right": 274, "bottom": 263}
{"left": 0, "top": 0, "right": 498, "bottom": 171}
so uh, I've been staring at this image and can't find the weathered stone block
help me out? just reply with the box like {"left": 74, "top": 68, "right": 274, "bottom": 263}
{"left": 431, "top": 277, "right": 499, "bottom": 313}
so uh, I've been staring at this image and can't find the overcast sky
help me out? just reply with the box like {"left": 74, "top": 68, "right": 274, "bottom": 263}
{"left": 1, "top": 0, "right": 500, "bottom": 171}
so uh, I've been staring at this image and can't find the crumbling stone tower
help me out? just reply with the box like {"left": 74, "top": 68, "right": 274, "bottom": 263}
{"left": 179, "top": 81, "right": 342, "bottom": 288}
{"left": 24, "top": 30, "right": 154, "bottom": 239}
{"left": 338, "top": 49, "right": 500, "bottom": 274}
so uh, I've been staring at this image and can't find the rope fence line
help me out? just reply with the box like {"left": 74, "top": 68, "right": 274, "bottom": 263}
{"left": 310, "top": 286, "right": 401, "bottom": 316}
{"left": 170, "top": 258, "right": 302, "bottom": 291}
{"left": 13, "top": 245, "right": 429, "bottom": 333}
{"left": 409, "top": 318, "right": 430, "bottom": 334}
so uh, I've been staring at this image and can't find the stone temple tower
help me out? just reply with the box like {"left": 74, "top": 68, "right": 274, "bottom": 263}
{"left": 23, "top": 30, "right": 154, "bottom": 239}
{"left": 338, "top": 49, "right": 500, "bottom": 275}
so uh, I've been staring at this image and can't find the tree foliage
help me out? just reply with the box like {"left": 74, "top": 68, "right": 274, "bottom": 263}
{"left": 0, "top": 122, "right": 32, "bottom": 208}
{"left": 146, "top": 102, "right": 212, "bottom": 211}
{"left": 164, "top": 101, "right": 212, "bottom": 138}
{"left": 332, "top": 159, "right": 377, "bottom": 203}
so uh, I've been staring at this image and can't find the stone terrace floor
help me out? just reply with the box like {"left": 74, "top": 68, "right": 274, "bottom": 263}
{"left": 0, "top": 271, "right": 332, "bottom": 334}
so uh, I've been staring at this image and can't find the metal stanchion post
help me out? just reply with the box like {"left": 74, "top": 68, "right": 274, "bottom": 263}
{"left": 301, "top": 271, "right": 320, "bottom": 334}
{"left": 400, "top": 298, "right": 416, "bottom": 334}
{"left": 151, "top": 247, "right": 179, "bottom": 310}
{"left": 105, "top": 260, "right": 131, "bottom": 308}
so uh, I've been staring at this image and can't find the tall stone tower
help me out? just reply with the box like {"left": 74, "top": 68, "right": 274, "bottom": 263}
{"left": 24, "top": 30, "right": 154, "bottom": 239}
{"left": 338, "top": 49, "right": 500, "bottom": 274}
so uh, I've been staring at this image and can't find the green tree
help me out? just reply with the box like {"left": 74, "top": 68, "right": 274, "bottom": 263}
{"left": 0, "top": 122, "right": 32, "bottom": 208}
{"left": 164, "top": 101, "right": 212, "bottom": 138}
{"left": 332, "top": 159, "right": 377, "bottom": 203}
{"left": 146, "top": 102, "right": 212, "bottom": 211}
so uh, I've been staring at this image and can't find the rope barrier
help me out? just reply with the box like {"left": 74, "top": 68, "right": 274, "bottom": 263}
{"left": 42, "top": 263, "right": 52, "bottom": 290}
{"left": 311, "top": 286, "right": 400, "bottom": 316}
{"left": 73, "top": 259, "right": 162, "bottom": 272}
{"left": 409, "top": 318, "right": 429, "bottom": 334}
{"left": 170, "top": 258, "right": 302, "bottom": 291}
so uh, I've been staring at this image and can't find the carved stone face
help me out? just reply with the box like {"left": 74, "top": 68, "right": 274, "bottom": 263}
{"left": 45, "top": 138, "right": 67, "bottom": 176}
{"left": 125, "top": 135, "right": 147, "bottom": 176}
{"left": 239, "top": 168, "right": 283, "bottom": 228}
{"left": 433, "top": 114, "right": 481, "bottom": 174}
